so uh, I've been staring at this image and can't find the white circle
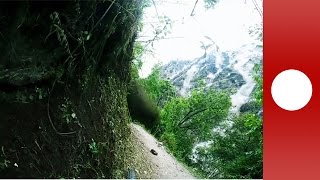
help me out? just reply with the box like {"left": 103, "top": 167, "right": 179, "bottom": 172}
{"left": 271, "top": 69, "right": 313, "bottom": 111}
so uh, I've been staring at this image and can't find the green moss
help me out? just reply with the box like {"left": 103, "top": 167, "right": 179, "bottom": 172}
{"left": 0, "top": 0, "right": 145, "bottom": 178}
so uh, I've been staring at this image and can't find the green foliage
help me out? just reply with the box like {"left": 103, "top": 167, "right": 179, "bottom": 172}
{"left": 89, "top": 139, "right": 99, "bottom": 155}
{"left": 142, "top": 0, "right": 152, "bottom": 8}
{"left": 0, "top": 147, "right": 10, "bottom": 170}
{"left": 195, "top": 114, "right": 262, "bottom": 179}
{"left": 137, "top": 60, "right": 263, "bottom": 178}
{"left": 253, "top": 64, "right": 263, "bottom": 105}
{"left": 35, "top": 87, "right": 47, "bottom": 100}
{"left": 192, "top": 63, "right": 263, "bottom": 179}
{"left": 159, "top": 88, "right": 231, "bottom": 161}
{"left": 139, "top": 65, "right": 176, "bottom": 108}
{"left": 0, "top": 159, "right": 10, "bottom": 170}
{"left": 49, "top": 11, "right": 74, "bottom": 64}
{"left": 59, "top": 97, "right": 77, "bottom": 124}
{"left": 204, "top": 0, "right": 219, "bottom": 9}
{"left": 134, "top": 30, "right": 263, "bottom": 178}
{"left": 15, "top": 87, "right": 48, "bottom": 103}
{"left": 131, "top": 42, "right": 145, "bottom": 80}
{"left": 240, "top": 101, "right": 261, "bottom": 114}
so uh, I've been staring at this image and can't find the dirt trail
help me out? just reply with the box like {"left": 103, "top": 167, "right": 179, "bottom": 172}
{"left": 130, "top": 123, "right": 196, "bottom": 179}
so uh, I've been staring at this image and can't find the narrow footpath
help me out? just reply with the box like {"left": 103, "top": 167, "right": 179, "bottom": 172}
{"left": 130, "top": 123, "right": 196, "bottom": 179}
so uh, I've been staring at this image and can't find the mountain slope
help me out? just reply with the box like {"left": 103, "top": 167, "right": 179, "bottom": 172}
{"left": 160, "top": 44, "right": 262, "bottom": 112}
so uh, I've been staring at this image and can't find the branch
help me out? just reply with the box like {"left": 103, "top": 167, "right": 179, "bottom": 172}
{"left": 252, "top": 0, "right": 262, "bottom": 18}
{"left": 151, "top": 0, "right": 160, "bottom": 18}
{"left": 47, "top": 80, "right": 77, "bottom": 137}
{"left": 190, "top": 0, "right": 199, "bottom": 16}
{"left": 90, "top": 0, "right": 115, "bottom": 33}
{"left": 178, "top": 107, "right": 207, "bottom": 127}
{"left": 143, "top": 22, "right": 170, "bottom": 47}
{"left": 136, "top": 36, "right": 184, "bottom": 42}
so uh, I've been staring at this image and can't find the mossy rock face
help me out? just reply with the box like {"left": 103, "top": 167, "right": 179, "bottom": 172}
{"left": 0, "top": 1, "right": 143, "bottom": 178}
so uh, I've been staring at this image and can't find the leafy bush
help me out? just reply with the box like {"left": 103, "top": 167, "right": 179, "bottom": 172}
{"left": 194, "top": 113, "right": 262, "bottom": 179}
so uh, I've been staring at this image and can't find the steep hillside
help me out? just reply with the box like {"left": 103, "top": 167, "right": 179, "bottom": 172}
{"left": 160, "top": 44, "right": 262, "bottom": 112}
{"left": 0, "top": 1, "right": 145, "bottom": 178}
